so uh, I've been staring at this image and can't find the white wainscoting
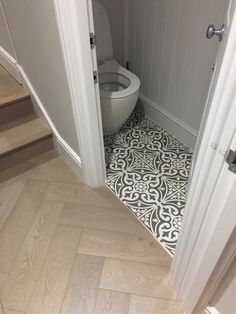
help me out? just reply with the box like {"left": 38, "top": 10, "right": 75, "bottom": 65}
{"left": 128, "top": 0, "right": 228, "bottom": 142}
{"left": 139, "top": 93, "right": 197, "bottom": 149}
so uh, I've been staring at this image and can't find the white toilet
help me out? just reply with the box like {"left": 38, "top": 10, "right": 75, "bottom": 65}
{"left": 93, "top": 0, "right": 140, "bottom": 134}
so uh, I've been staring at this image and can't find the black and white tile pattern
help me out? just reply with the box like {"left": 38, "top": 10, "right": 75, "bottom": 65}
{"left": 104, "top": 110, "right": 193, "bottom": 256}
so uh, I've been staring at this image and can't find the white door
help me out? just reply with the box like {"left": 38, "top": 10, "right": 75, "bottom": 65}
{"left": 192, "top": 0, "right": 236, "bottom": 171}
{"left": 184, "top": 130, "right": 236, "bottom": 313}
{"left": 171, "top": 1, "right": 236, "bottom": 312}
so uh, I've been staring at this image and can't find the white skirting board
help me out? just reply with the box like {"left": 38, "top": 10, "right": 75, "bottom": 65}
{"left": 0, "top": 46, "right": 83, "bottom": 181}
{"left": 205, "top": 307, "right": 221, "bottom": 314}
{"left": 139, "top": 93, "right": 198, "bottom": 150}
{"left": 54, "top": 135, "right": 84, "bottom": 181}
{"left": 18, "top": 65, "right": 84, "bottom": 181}
{"left": 0, "top": 47, "right": 21, "bottom": 82}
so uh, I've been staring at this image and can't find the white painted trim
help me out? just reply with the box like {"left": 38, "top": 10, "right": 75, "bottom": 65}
{"left": 205, "top": 307, "right": 221, "bottom": 314}
{"left": 171, "top": 2, "right": 236, "bottom": 312}
{"left": 139, "top": 93, "right": 197, "bottom": 149}
{"left": 53, "top": 0, "right": 106, "bottom": 187}
{"left": 0, "top": 0, "right": 20, "bottom": 82}
{"left": 0, "top": 46, "right": 21, "bottom": 82}
{"left": 17, "top": 64, "right": 83, "bottom": 179}
{"left": 55, "top": 136, "right": 84, "bottom": 181}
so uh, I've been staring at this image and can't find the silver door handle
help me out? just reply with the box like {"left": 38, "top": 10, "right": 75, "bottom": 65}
{"left": 206, "top": 24, "right": 224, "bottom": 42}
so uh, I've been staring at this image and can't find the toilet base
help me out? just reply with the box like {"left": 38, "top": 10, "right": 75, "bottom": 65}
{"left": 100, "top": 91, "right": 139, "bottom": 135}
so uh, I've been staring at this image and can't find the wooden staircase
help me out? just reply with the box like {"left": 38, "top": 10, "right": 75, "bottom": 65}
{"left": 0, "top": 67, "right": 53, "bottom": 172}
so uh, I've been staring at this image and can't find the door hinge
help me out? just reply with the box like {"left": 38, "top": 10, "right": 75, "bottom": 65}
{"left": 226, "top": 149, "right": 236, "bottom": 174}
{"left": 93, "top": 71, "right": 98, "bottom": 84}
{"left": 90, "top": 32, "right": 96, "bottom": 49}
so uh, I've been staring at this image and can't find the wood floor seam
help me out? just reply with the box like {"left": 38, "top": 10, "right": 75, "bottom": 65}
{"left": 0, "top": 148, "right": 184, "bottom": 313}
{"left": 58, "top": 221, "right": 147, "bottom": 237}
{"left": 100, "top": 256, "right": 171, "bottom": 268}
{"left": 0, "top": 178, "right": 30, "bottom": 236}
{"left": 58, "top": 229, "right": 86, "bottom": 314}
{"left": 0, "top": 180, "right": 49, "bottom": 274}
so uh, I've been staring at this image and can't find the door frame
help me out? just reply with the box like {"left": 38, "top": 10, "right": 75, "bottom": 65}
{"left": 171, "top": 1, "right": 236, "bottom": 311}
{"left": 54, "top": 0, "right": 236, "bottom": 311}
{"left": 53, "top": 0, "right": 106, "bottom": 187}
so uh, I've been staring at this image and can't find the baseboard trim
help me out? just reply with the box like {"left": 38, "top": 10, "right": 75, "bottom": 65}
{"left": 139, "top": 93, "right": 198, "bottom": 149}
{"left": 0, "top": 47, "right": 21, "bottom": 82}
{"left": 16, "top": 64, "right": 83, "bottom": 181}
{"left": 55, "top": 135, "right": 84, "bottom": 181}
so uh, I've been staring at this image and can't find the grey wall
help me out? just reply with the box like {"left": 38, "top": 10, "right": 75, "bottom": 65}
{"left": 128, "top": 0, "right": 229, "bottom": 133}
{"left": 98, "top": 0, "right": 125, "bottom": 65}
{"left": 0, "top": 3, "right": 15, "bottom": 58}
{"left": 1, "top": 0, "right": 80, "bottom": 154}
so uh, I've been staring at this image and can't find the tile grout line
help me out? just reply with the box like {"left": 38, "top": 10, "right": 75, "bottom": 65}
{"left": 104, "top": 110, "right": 192, "bottom": 255}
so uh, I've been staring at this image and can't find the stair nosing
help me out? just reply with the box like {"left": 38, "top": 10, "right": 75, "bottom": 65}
{"left": 0, "top": 90, "right": 30, "bottom": 108}
{"left": 0, "top": 133, "right": 53, "bottom": 158}
{"left": 0, "top": 118, "right": 52, "bottom": 157}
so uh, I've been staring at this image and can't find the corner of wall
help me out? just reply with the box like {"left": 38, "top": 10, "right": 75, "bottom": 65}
{"left": 139, "top": 93, "right": 198, "bottom": 150}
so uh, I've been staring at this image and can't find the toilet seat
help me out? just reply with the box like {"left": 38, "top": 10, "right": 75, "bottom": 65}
{"left": 98, "top": 60, "right": 140, "bottom": 99}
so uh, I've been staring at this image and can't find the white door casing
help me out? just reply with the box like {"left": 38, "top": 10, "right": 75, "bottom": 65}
{"left": 171, "top": 1, "right": 236, "bottom": 312}
{"left": 53, "top": 0, "right": 106, "bottom": 187}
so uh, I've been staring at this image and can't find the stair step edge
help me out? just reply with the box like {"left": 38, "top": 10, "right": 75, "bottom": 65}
{"left": 0, "top": 118, "right": 53, "bottom": 157}
{"left": 0, "top": 90, "right": 30, "bottom": 108}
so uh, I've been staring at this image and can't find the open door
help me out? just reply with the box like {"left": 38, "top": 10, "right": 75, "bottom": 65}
{"left": 172, "top": 1, "right": 236, "bottom": 312}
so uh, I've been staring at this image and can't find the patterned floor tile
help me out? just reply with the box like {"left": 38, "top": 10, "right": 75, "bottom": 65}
{"left": 104, "top": 110, "right": 193, "bottom": 255}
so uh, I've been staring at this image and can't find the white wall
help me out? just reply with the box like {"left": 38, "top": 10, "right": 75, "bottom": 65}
{"left": 0, "top": 3, "right": 15, "bottom": 58}
{"left": 210, "top": 259, "right": 236, "bottom": 314}
{"left": 98, "top": 0, "right": 125, "bottom": 65}
{"left": 0, "top": 0, "right": 80, "bottom": 155}
{"left": 128, "top": 0, "right": 229, "bottom": 137}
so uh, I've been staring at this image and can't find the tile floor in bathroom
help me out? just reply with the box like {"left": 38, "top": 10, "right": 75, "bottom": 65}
{"left": 104, "top": 109, "right": 193, "bottom": 255}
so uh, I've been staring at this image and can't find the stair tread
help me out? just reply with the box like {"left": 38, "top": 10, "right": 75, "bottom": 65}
{"left": 0, "top": 113, "right": 38, "bottom": 132}
{"left": 0, "top": 90, "right": 30, "bottom": 108}
{"left": 0, "top": 117, "right": 52, "bottom": 156}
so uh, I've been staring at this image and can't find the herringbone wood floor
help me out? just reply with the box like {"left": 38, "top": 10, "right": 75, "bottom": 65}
{"left": 0, "top": 150, "right": 184, "bottom": 314}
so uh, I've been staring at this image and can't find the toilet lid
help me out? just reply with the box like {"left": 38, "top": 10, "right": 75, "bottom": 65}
{"left": 92, "top": 1, "right": 113, "bottom": 61}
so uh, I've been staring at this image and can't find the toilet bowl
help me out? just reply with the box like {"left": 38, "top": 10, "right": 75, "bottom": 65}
{"left": 93, "top": 1, "right": 140, "bottom": 134}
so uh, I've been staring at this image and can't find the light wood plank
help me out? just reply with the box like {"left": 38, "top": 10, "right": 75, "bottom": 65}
{"left": 0, "top": 114, "right": 37, "bottom": 133}
{"left": 26, "top": 225, "right": 82, "bottom": 314}
{"left": 0, "top": 98, "right": 33, "bottom": 126}
{"left": 0, "top": 272, "right": 7, "bottom": 293}
{"left": 128, "top": 295, "right": 185, "bottom": 314}
{"left": 78, "top": 229, "right": 171, "bottom": 265}
{"left": 0, "top": 90, "right": 29, "bottom": 107}
{"left": 100, "top": 259, "right": 177, "bottom": 299}
{"left": 1, "top": 201, "right": 63, "bottom": 312}
{"left": 94, "top": 289, "right": 130, "bottom": 314}
{"left": 0, "top": 180, "right": 48, "bottom": 272}
{"left": 60, "top": 203, "right": 147, "bottom": 236}
{"left": 61, "top": 254, "right": 104, "bottom": 314}
{"left": 0, "top": 178, "right": 26, "bottom": 231}
{"left": 30, "top": 155, "right": 81, "bottom": 183}
{"left": 0, "top": 137, "right": 53, "bottom": 176}
{"left": 2, "top": 310, "right": 24, "bottom": 314}
{"left": 45, "top": 183, "right": 125, "bottom": 209}
{"left": 0, "top": 118, "right": 51, "bottom": 156}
